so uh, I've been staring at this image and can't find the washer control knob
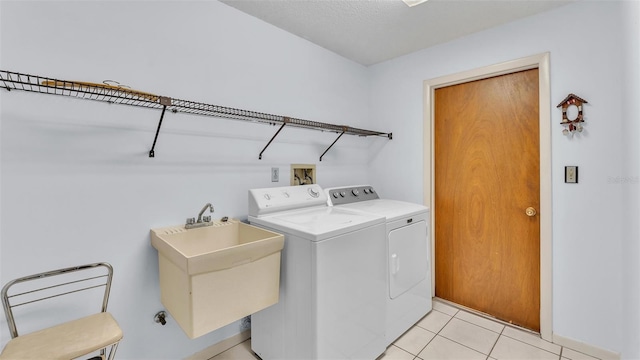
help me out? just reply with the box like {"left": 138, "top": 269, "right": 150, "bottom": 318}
{"left": 369, "top": 188, "right": 375, "bottom": 193}
{"left": 363, "top": 188, "right": 369, "bottom": 194}
{"left": 263, "top": 194, "right": 271, "bottom": 200}
{"left": 340, "top": 191, "right": 346, "bottom": 197}
{"left": 352, "top": 189, "right": 359, "bottom": 196}
{"left": 333, "top": 192, "right": 339, "bottom": 198}
{"left": 308, "top": 188, "right": 319, "bottom": 198}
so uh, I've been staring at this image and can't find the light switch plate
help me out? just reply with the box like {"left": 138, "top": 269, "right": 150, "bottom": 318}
{"left": 565, "top": 166, "right": 578, "bottom": 183}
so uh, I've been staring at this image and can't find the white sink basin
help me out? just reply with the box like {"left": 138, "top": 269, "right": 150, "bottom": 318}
{"left": 151, "top": 219, "right": 284, "bottom": 275}
{"left": 150, "top": 219, "right": 284, "bottom": 338}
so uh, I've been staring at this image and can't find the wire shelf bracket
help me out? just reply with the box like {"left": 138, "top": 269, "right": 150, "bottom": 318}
{"left": 0, "top": 70, "right": 393, "bottom": 160}
{"left": 148, "top": 97, "right": 172, "bottom": 158}
{"left": 148, "top": 105, "right": 167, "bottom": 158}
{"left": 320, "top": 129, "right": 346, "bottom": 162}
{"left": 259, "top": 118, "right": 289, "bottom": 160}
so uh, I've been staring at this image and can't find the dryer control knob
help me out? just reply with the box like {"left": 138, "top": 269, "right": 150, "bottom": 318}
{"left": 333, "top": 192, "right": 339, "bottom": 198}
{"left": 363, "top": 189, "right": 369, "bottom": 194}
{"left": 352, "top": 189, "right": 359, "bottom": 196}
{"left": 308, "top": 188, "right": 319, "bottom": 198}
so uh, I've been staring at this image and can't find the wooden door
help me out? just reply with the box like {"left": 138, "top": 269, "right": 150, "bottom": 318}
{"left": 434, "top": 69, "right": 540, "bottom": 331}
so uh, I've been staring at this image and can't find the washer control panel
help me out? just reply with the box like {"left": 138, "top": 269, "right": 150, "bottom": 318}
{"left": 326, "top": 185, "right": 379, "bottom": 205}
{"left": 249, "top": 184, "right": 326, "bottom": 216}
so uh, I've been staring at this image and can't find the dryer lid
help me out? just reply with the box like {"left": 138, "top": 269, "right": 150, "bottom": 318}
{"left": 337, "top": 199, "right": 429, "bottom": 222}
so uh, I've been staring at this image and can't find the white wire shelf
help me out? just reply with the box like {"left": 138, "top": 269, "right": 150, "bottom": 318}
{"left": 0, "top": 70, "right": 392, "bottom": 160}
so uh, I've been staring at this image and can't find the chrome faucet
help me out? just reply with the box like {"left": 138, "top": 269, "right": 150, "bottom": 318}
{"left": 197, "top": 203, "right": 214, "bottom": 222}
{"left": 185, "top": 203, "right": 214, "bottom": 229}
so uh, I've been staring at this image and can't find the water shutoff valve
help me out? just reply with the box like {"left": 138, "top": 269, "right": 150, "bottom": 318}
{"left": 154, "top": 311, "right": 167, "bottom": 326}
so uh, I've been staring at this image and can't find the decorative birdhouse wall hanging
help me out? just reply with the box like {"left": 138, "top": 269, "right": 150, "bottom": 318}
{"left": 557, "top": 93, "right": 588, "bottom": 136}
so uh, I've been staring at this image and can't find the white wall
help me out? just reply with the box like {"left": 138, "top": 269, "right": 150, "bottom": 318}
{"left": 620, "top": 1, "right": 640, "bottom": 358}
{"left": 368, "top": 1, "right": 638, "bottom": 358}
{"left": 2, "top": 0, "right": 638, "bottom": 359}
{"left": 0, "top": 1, "right": 380, "bottom": 358}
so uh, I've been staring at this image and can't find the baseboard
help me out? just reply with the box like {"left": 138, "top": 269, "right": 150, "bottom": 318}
{"left": 184, "top": 330, "right": 251, "bottom": 360}
{"left": 553, "top": 334, "right": 620, "bottom": 360}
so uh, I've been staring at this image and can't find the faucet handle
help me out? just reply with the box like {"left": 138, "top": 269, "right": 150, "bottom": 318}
{"left": 203, "top": 215, "right": 212, "bottom": 223}
{"left": 186, "top": 217, "right": 195, "bottom": 225}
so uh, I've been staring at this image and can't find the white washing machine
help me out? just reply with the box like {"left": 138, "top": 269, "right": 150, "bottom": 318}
{"left": 248, "top": 184, "right": 387, "bottom": 360}
{"left": 325, "top": 185, "right": 432, "bottom": 345}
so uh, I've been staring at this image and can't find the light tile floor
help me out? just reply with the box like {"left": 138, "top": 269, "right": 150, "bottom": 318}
{"left": 209, "top": 300, "right": 601, "bottom": 360}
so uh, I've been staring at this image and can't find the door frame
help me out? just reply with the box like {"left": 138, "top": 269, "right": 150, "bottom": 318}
{"left": 423, "top": 52, "right": 552, "bottom": 340}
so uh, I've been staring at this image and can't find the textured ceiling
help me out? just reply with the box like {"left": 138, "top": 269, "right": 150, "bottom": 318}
{"left": 219, "top": 0, "right": 573, "bottom": 66}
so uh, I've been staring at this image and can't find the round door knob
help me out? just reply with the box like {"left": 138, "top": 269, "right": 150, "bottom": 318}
{"left": 525, "top": 207, "right": 537, "bottom": 217}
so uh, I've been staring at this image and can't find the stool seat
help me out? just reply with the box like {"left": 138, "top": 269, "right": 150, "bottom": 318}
{"left": 0, "top": 312, "right": 123, "bottom": 360}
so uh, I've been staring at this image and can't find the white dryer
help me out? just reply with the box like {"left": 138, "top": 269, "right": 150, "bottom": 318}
{"left": 326, "top": 185, "right": 432, "bottom": 345}
{"left": 248, "top": 184, "right": 387, "bottom": 360}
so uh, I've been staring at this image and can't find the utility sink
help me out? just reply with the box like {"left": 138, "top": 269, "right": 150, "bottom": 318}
{"left": 151, "top": 219, "right": 284, "bottom": 275}
{"left": 150, "top": 219, "right": 284, "bottom": 338}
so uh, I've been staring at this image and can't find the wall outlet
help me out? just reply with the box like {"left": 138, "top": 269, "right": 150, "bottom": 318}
{"left": 271, "top": 167, "right": 279, "bottom": 182}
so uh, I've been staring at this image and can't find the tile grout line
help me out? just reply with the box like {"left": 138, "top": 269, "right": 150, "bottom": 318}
{"left": 427, "top": 307, "right": 500, "bottom": 357}
{"left": 436, "top": 300, "right": 570, "bottom": 359}
{"left": 499, "top": 331, "right": 563, "bottom": 358}
{"left": 436, "top": 332, "right": 496, "bottom": 358}
{"left": 436, "top": 307, "right": 458, "bottom": 335}
{"left": 486, "top": 324, "right": 506, "bottom": 359}
{"left": 443, "top": 311, "right": 505, "bottom": 357}
{"left": 451, "top": 314, "right": 563, "bottom": 359}
{"left": 391, "top": 344, "right": 417, "bottom": 360}
{"left": 453, "top": 312, "right": 505, "bottom": 335}
{"left": 435, "top": 298, "right": 541, "bottom": 337}
{"left": 433, "top": 314, "right": 498, "bottom": 359}
{"left": 412, "top": 328, "right": 439, "bottom": 358}
{"left": 412, "top": 308, "right": 458, "bottom": 337}
{"left": 433, "top": 307, "right": 560, "bottom": 359}
{"left": 406, "top": 307, "right": 458, "bottom": 359}
{"left": 407, "top": 304, "right": 560, "bottom": 360}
